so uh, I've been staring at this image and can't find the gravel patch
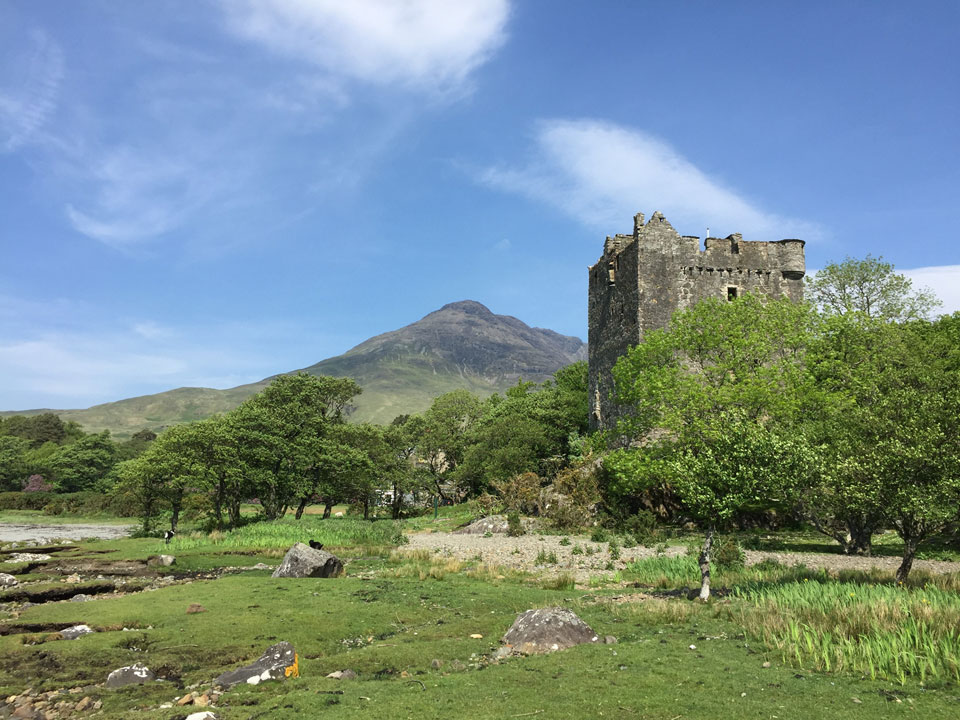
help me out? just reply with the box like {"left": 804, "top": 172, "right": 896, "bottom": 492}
{"left": 0, "top": 523, "right": 135, "bottom": 544}
{"left": 406, "top": 531, "right": 960, "bottom": 583}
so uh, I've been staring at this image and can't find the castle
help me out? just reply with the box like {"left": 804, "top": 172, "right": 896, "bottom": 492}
{"left": 587, "top": 211, "right": 806, "bottom": 430}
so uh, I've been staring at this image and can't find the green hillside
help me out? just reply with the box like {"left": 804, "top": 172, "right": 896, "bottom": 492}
{"left": 1, "top": 301, "right": 585, "bottom": 438}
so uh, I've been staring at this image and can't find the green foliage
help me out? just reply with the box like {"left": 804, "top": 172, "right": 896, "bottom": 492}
{"left": 535, "top": 548, "right": 558, "bottom": 565}
{"left": 806, "top": 255, "right": 941, "bottom": 321}
{"left": 0, "top": 491, "right": 136, "bottom": 516}
{"left": 0, "top": 436, "right": 30, "bottom": 491}
{"left": 492, "top": 471, "right": 541, "bottom": 515}
{"left": 506, "top": 511, "right": 525, "bottom": 537}
{"left": 590, "top": 527, "right": 608, "bottom": 543}
{"left": 46, "top": 431, "right": 118, "bottom": 493}
{"left": 712, "top": 536, "right": 745, "bottom": 569}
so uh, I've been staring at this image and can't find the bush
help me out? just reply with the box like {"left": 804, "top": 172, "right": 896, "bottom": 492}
{"left": 590, "top": 526, "right": 609, "bottom": 543}
{"left": 623, "top": 509, "right": 660, "bottom": 544}
{"left": 0, "top": 491, "right": 139, "bottom": 517}
{"left": 542, "top": 466, "right": 601, "bottom": 530}
{"left": 494, "top": 472, "right": 541, "bottom": 515}
{"left": 713, "top": 536, "right": 746, "bottom": 569}
{"left": 474, "top": 492, "right": 501, "bottom": 517}
{"left": 506, "top": 511, "right": 526, "bottom": 537}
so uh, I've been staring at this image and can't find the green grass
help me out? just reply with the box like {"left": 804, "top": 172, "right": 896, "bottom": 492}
{"left": 0, "top": 510, "right": 134, "bottom": 526}
{"left": 732, "top": 578, "right": 960, "bottom": 685}
{"left": 3, "top": 519, "right": 960, "bottom": 718}
{"left": 166, "top": 517, "right": 407, "bottom": 553}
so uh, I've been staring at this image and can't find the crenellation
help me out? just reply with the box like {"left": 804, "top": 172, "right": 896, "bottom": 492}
{"left": 588, "top": 210, "right": 806, "bottom": 430}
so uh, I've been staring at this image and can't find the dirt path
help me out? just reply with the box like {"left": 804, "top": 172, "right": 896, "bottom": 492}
{"left": 405, "top": 531, "right": 960, "bottom": 583}
{"left": 0, "top": 523, "right": 135, "bottom": 544}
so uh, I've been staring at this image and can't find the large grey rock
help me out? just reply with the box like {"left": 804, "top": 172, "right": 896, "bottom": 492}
{"left": 271, "top": 543, "right": 342, "bottom": 578}
{"left": 453, "top": 515, "right": 538, "bottom": 535}
{"left": 61, "top": 624, "right": 94, "bottom": 640}
{"left": 214, "top": 642, "right": 298, "bottom": 688}
{"left": 501, "top": 607, "right": 600, "bottom": 655}
{"left": 185, "top": 713, "right": 217, "bottom": 720}
{"left": 106, "top": 663, "right": 156, "bottom": 688}
{"left": 0, "top": 573, "right": 17, "bottom": 588}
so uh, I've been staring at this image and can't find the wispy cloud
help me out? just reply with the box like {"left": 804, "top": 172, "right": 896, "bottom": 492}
{"left": 0, "top": 29, "right": 63, "bottom": 152}
{"left": 903, "top": 265, "right": 960, "bottom": 315}
{"left": 220, "top": 0, "right": 510, "bottom": 95}
{"left": 481, "top": 119, "right": 819, "bottom": 242}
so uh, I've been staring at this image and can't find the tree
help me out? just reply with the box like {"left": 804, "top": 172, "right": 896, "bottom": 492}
{"left": 610, "top": 294, "right": 819, "bottom": 600}
{"left": 47, "top": 431, "right": 117, "bottom": 492}
{"left": 806, "top": 255, "right": 941, "bottom": 321}
{"left": 240, "top": 373, "right": 362, "bottom": 519}
{"left": 414, "top": 390, "right": 483, "bottom": 501}
{"left": 0, "top": 436, "right": 29, "bottom": 491}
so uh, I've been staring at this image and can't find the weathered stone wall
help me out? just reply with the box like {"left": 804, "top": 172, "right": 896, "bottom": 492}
{"left": 588, "top": 211, "right": 805, "bottom": 430}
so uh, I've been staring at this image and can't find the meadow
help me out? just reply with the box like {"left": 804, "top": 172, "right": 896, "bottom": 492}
{"left": 2, "top": 510, "right": 960, "bottom": 719}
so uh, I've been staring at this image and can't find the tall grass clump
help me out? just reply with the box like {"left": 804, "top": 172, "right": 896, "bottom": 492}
{"left": 734, "top": 578, "right": 960, "bottom": 685}
{"left": 167, "top": 516, "right": 406, "bottom": 551}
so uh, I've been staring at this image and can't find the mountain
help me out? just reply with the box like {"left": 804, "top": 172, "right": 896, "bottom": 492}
{"left": 1, "top": 301, "right": 586, "bottom": 438}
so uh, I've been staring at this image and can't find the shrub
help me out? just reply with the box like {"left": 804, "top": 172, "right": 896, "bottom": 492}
{"left": 623, "top": 509, "right": 660, "bottom": 544}
{"left": 541, "top": 466, "right": 601, "bottom": 530}
{"left": 609, "top": 540, "right": 621, "bottom": 561}
{"left": 22, "top": 475, "right": 52, "bottom": 493}
{"left": 559, "top": 536, "right": 571, "bottom": 546}
{"left": 590, "top": 526, "right": 609, "bottom": 543}
{"left": 535, "top": 549, "right": 558, "bottom": 565}
{"left": 474, "top": 492, "right": 501, "bottom": 517}
{"left": 506, "top": 511, "right": 525, "bottom": 537}
{"left": 494, "top": 472, "right": 541, "bottom": 515}
{"left": 542, "top": 573, "right": 575, "bottom": 591}
{"left": 713, "top": 536, "right": 746, "bottom": 569}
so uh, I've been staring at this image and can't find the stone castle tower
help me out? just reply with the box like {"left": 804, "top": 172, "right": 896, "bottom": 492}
{"left": 587, "top": 211, "right": 806, "bottom": 430}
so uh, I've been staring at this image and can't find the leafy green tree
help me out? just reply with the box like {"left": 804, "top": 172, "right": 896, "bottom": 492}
{"left": 240, "top": 373, "right": 362, "bottom": 519}
{"left": 807, "top": 255, "right": 941, "bottom": 321}
{"left": 0, "top": 413, "right": 67, "bottom": 447}
{"left": 0, "top": 436, "right": 30, "bottom": 491}
{"left": 47, "top": 431, "right": 118, "bottom": 492}
{"left": 610, "top": 294, "right": 820, "bottom": 600}
{"left": 415, "top": 390, "right": 483, "bottom": 501}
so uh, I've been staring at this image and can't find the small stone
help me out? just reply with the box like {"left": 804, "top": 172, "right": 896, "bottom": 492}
{"left": 326, "top": 669, "right": 357, "bottom": 680}
{"left": 74, "top": 697, "right": 92, "bottom": 712}
{"left": 184, "top": 713, "right": 217, "bottom": 720}
{"left": 194, "top": 694, "right": 210, "bottom": 708}
{"left": 177, "top": 693, "right": 194, "bottom": 706}
{"left": 11, "top": 705, "right": 34, "bottom": 719}
{"left": 147, "top": 555, "right": 176, "bottom": 567}
{"left": 0, "top": 573, "right": 18, "bottom": 588}
{"left": 740, "top": 692, "right": 746, "bottom": 698}
{"left": 762, "top": 661, "right": 772, "bottom": 668}
{"left": 430, "top": 659, "right": 442, "bottom": 669}
{"left": 469, "top": 634, "right": 483, "bottom": 639}
{"left": 92, "top": 701, "right": 102, "bottom": 711}
{"left": 70, "top": 594, "right": 90, "bottom": 603}
{"left": 186, "top": 604, "right": 207, "bottom": 614}
{"left": 604, "top": 636, "right": 618, "bottom": 645}
{"left": 64, "top": 574, "right": 81, "bottom": 584}
{"left": 852, "top": 698, "right": 862, "bottom": 704}
{"left": 689, "top": 645, "right": 696, "bottom": 650}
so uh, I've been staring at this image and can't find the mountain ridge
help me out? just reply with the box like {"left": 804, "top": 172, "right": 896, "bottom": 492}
{"left": 1, "top": 301, "right": 585, "bottom": 438}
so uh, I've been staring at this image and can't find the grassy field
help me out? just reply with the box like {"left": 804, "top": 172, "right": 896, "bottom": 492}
{"left": 2, "top": 514, "right": 960, "bottom": 719}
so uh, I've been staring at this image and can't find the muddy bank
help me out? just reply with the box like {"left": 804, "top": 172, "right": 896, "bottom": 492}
{"left": 0, "top": 523, "right": 134, "bottom": 544}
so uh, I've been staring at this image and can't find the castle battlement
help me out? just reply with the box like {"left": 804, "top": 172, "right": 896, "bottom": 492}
{"left": 588, "top": 211, "right": 806, "bottom": 430}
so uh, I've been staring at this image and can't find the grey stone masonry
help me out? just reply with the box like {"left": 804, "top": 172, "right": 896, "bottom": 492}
{"left": 587, "top": 211, "right": 805, "bottom": 431}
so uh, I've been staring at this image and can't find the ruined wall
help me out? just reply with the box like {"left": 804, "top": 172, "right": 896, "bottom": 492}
{"left": 588, "top": 211, "right": 805, "bottom": 430}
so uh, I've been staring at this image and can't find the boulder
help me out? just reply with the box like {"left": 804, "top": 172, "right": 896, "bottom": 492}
{"left": 271, "top": 544, "right": 342, "bottom": 579}
{"left": 0, "top": 573, "right": 17, "bottom": 588}
{"left": 214, "top": 642, "right": 299, "bottom": 688}
{"left": 61, "top": 625, "right": 94, "bottom": 640}
{"left": 325, "top": 669, "right": 357, "bottom": 680}
{"left": 70, "top": 594, "right": 90, "bottom": 602}
{"left": 147, "top": 555, "right": 176, "bottom": 567}
{"left": 106, "top": 663, "right": 156, "bottom": 688}
{"left": 501, "top": 607, "right": 600, "bottom": 655}
{"left": 454, "top": 515, "right": 538, "bottom": 535}
{"left": 185, "top": 713, "right": 217, "bottom": 720}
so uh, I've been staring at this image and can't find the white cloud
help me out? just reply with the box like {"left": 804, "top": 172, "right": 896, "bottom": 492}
{"left": 221, "top": 0, "right": 510, "bottom": 93}
{"left": 903, "top": 265, "right": 960, "bottom": 316}
{"left": 0, "top": 30, "right": 63, "bottom": 152}
{"left": 481, "top": 119, "right": 819, "bottom": 242}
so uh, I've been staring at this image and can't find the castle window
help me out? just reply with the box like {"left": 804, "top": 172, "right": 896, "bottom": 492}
{"left": 727, "top": 286, "right": 738, "bottom": 301}
{"left": 607, "top": 261, "right": 616, "bottom": 286}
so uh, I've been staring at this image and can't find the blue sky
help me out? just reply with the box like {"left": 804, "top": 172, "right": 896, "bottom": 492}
{"left": 1, "top": 0, "right": 958, "bottom": 410}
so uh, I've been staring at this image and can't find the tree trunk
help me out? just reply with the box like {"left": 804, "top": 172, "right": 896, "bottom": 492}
{"left": 214, "top": 478, "right": 225, "bottom": 531}
{"left": 363, "top": 496, "right": 369, "bottom": 521}
{"left": 228, "top": 499, "right": 241, "bottom": 527}
{"left": 322, "top": 501, "right": 333, "bottom": 519}
{"left": 843, "top": 516, "right": 873, "bottom": 556}
{"left": 295, "top": 496, "right": 309, "bottom": 520}
{"left": 698, "top": 526, "right": 715, "bottom": 602}
{"left": 392, "top": 478, "right": 402, "bottom": 520}
{"left": 171, "top": 503, "right": 181, "bottom": 533}
{"left": 896, "top": 537, "right": 919, "bottom": 584}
